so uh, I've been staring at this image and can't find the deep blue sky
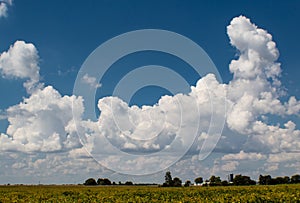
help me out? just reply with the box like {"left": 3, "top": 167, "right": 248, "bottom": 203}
{"left": 0, "top": 0, "right": 300, "bottom": 128}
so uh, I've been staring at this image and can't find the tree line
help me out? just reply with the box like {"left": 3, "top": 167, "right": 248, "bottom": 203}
{"left": 83, "top": 178, "right": 134, "bottom": 186}
{"left": 258, "top": 174, "right": 300, "bottom": 185}
{"left": 83, "top": 172, "right": 300, "bottom": 186}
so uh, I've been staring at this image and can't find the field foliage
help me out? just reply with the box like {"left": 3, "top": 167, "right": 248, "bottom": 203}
{"left": 0, "top": 184, "right": 299, "bottom": 202}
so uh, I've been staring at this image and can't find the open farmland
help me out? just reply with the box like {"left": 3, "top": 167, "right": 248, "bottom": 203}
{"left": 0, "top": 184, "right": 299, "bottom": 203}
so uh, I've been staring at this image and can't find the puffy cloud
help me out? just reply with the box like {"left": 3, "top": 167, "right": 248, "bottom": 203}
{"left": 268, "top": 152, "right": 300, "bottom": 163}
{"left": 221, "top": 161, "right": 239, "bottom": 172}
{"left": 0, "top": 133, "right": 22, "bottom": 151}
{"left": 77, "top": 73, "right": 227, "bottom": 174}
{"left": 226, "top": 16, "right": 300, "bottom": 136}
{"left": 0, "top": 86, "right": 84, "bottom": 153}
{"left": 0, "top": 40, "right": 42, "bottom": 93}
{"left": 226, "top": 16, "right": 283, "bottom": 133}
{"left": 0, "top": 40, "right": 85, "bottom": 153}
{"left": 95, "top": 96, "right": 179, "bottom": 152}
{"left": 81, "top": 73, "right": 102, "bottom": 89}
{"left": 286, "top": 96, "right": 300, "bottom": 115}
{"left": 215, "top": 16, "right": 300, "bottom": 176}
{"left": 244, "top": 120, "right": 300, "bottom": 153}
{"left": 222, "top": 151, "right": 267, "bottom": 161}
{"left": 227, "top": 16, "right": 279, "bottom": 65}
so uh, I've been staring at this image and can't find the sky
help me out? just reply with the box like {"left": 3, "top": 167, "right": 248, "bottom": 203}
{"left": 0, "top": 0, "right": 300, "bottom": 184}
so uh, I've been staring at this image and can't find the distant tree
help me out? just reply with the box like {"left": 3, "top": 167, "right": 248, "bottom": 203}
{"left": 291, "top": 174, "right": 300, "bottom": 184}
{"left": 233, "top": 175, "right": 242, "bottom": 185}
{"left": 259, "top": 175, "right": 292, "bottom": 185}
{"left": 258, "top": 175, "right": 262, "bottom": 185}
{"left": 283, "top": 176, "right": 290, "bottom": 184}
{"left": 209, "top": 175, "right": 221, "bottom": 186}
{"left": 259, "top": 175, "right": 272, "bottom": 185}
{"left": 209, "top": 175, "right": 221, "bottom": 183}
{"left": 97, "top": 178, "right": 104, "bottom": 185}
{"left": 97, "top": 178, "right": 111, "bottom": 185}
{"left": 194, "top": 177, "right": 203, "bottom": 185}
{"left": 163, "top": 171, "right": 174, "bottom": 187}
{"left": 266, "top": 175, "right": 275, "bottom": 185}
{"left": 173, "top": 177, "right": 182, "bottom": 187}
{"left": 103, "top": 178, "right": 111, "bottom": 185}
{"left": 184, "top": 180, "right": 191, "bottom": 187}
{"left": 125, "top": 181, "right": 133, "bottom": 185}
{"left": 84, "top": 178, "right": 97, "bottom": 186}
{"left": 274, "top": 177, "right": 285, "bottom": 185}
{"left": 233, "top": 175, "right": 256, "bottom": 186}
{"left": 221, "top": 180, "right": 229, "bottom": 186}
{"left": 259, "top": 175, "right": 265, "bottom": 185}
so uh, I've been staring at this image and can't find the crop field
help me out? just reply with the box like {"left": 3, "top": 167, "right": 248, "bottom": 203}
{"left": 0, "top": 184, "right": 299, "bottom": 203}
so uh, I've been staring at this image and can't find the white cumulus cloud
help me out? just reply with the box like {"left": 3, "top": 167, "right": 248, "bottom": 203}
{"left": 226, "top": 16, "right": 300, "bottom": 134}
{"left": 0, "top": 86, "right": 84, "bottom": 153}
{"left": 0, "top": 40, "right": 42, "bottom": 93}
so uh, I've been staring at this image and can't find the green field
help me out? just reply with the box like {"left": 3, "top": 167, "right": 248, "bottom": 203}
{"left": 0, "top": 184, "right": 299, "bottom": 203}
